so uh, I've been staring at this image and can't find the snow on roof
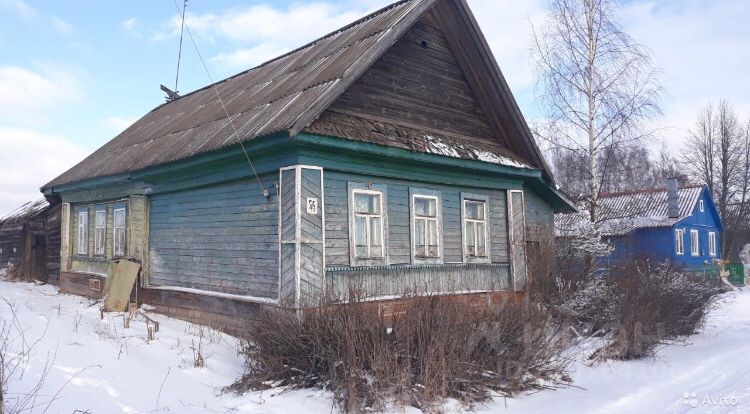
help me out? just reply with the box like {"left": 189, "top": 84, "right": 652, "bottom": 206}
{"left": 0, "top": 199, "right": 50, "bottom": 226}
{"left": 557, "top": 184, "right": 706, "bottom": 237}
{"left": 423, "top": 135, "right": 533, "bottom": 169}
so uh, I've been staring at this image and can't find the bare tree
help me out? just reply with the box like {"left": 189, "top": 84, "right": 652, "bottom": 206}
{"left": 547, "top": 142, "right": 686, "bottom": 197}
{"left": 685, "top": 100, "right": 750, "bottom": 257}
{"left": 532, "top": 0, "right": 661, "bottom": 224}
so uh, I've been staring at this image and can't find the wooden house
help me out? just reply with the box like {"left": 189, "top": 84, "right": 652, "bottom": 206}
{"left": 0, "top": 199, "right": 61, "bottom": 283}
{"left": 41, "top": 0, "right": 573, "bottom": 330}
{"left": 558, "top": 179, "right": 723, "bottom": 272}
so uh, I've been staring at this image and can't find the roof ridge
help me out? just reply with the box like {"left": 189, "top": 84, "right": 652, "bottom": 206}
{"left": 599, "top": 183, "right": 705, "bottom": 198}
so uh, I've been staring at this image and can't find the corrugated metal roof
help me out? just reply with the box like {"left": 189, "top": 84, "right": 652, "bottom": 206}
{"left": 557, "top": 185, "right": 706, "bottom": 237}
{"left": 0, "top": 199, "right": 50, "bottom": 226}
{"left": 44, "top": 0, "right": 434, "bottom": 189}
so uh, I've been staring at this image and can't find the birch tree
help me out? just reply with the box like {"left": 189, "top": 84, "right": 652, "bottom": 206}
{"left": 532, "top": 0, "right": 661, "bottom": 224}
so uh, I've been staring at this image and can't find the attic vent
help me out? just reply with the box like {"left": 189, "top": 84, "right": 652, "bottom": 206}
{"left": 420, "top": 40, "right": 428, "bottom": 49}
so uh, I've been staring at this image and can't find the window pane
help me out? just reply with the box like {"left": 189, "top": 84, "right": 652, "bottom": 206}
{"left": 427, "top": 220, "right": 438, "bottom": 257}
{"left": 415, "top": 197, "right": 436, "bottom": 218}
{"left": 114, "top": 209, "right": 126, "bottom": 227}
{"left": 354, "top": 215, "right": 367, "bottom": 255}
{"left": 370, "top": 217, "right": 383, "bottom": 258}
{"left": 415, "top": 218, "right": 426, "bottom": 252}
{"left": 354, "top": 193, "right": 380, "bottom": 214}
{"left": 466, "top": 221, "right": 476, "bottom": 255}
{"left": 476, "top": 222, "right": 486, "bottom": 257}
{"left": 465, "top": 200, "right": 485, "bottom": 220}
{"left": 115, "top": 228, "right": 125, "bottom": 256}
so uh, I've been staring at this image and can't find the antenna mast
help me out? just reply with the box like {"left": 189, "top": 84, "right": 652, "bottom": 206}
{"left": 162, "top": 0, "right": 188, "bottom": 102}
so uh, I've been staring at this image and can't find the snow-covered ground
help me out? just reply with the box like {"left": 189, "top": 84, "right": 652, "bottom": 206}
{"left": 1, "top": 279, "right": 749, "bottom": 413}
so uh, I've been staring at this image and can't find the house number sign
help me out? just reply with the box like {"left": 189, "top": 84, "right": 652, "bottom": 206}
{"left": 306, "top": 197, "right": 319, "bottom": 215}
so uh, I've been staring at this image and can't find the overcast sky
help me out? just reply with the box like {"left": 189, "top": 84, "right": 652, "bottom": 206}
{"left": 1, "top": 0, "right": 749, "bottom": 216}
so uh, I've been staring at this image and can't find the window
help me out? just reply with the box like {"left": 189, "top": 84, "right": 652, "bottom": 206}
{"left": 709, "top": 232, "right": 717, "bottom": 257}
{"left": 412, "top": 194, "right": 440, "bottom": 260}
{"left": 94, "top": 209, "right": 106, "bottom": 255}
{"left": 675, "top": 229, "right": 684, "bottom": 255}
{"left": 690, "top": 229, "right": 699, "bottom": 256}
{"left": 352, "top": 190, "right": 384, "bottom": 260}
{"left": 77, "top": 209, "right": 88, "bottom": 255}
{"left": 463, "top": 199, "right": 488, "bottom": 258}
{"left": 113, "top": 208, "right": 126, "bottom": 257}
{"left": 699, "top": 200, "right": 705, "bottom": 212}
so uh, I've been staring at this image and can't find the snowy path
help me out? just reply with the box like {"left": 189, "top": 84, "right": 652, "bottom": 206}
{"left": 1, "top": 280, "right": 750, "bottom": 413}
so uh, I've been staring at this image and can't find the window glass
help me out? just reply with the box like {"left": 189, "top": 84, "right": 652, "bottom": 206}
{"left": 691, "top": 230, "right": 699, "bottom": 255}
{"left": 464, "top": 199, "right": 488, "bottom": 258}
{"left": 114, "top": 208, "right": 126, "bottom": 257}
{"left": 413, "top": 196, "right": 440, "bottom": 259}
{"left": 354, "top": 193, "right": 380, "bottom": 215}
{"left": 352, "top": 190, "right": 384, "bottom": 260}
{"left": 414, "top": 197, "right": 436, "bottom": 218}
{"left": 77, "top": 210, "right": 88, "bottom": 255}
{"left": 465, "top": 201, "right": 485, "bottom": 220}
{"left": 94, "top": 210, "right": 106, "bottom": 255}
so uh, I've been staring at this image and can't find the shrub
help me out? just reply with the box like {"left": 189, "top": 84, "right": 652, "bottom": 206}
{"left": 592, "top": 260, "right": 724, "bottom": 360}
{"left": 229, "top": 294, "right": 570, "bottom": 413}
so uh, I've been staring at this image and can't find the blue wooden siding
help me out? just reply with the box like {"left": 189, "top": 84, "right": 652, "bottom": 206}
{"left": 278, "top": 168, "right": 298, "bottom": 304}
{"left": 148, "top": 176, "right": 279, "bottom": 298}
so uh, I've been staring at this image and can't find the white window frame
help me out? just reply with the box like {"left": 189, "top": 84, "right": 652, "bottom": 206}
{"left": 113, "top": 208, "right": 127, "bottom": 258}
{"left": 94, "top": 209, "right": 106, "bottom": 256}
{"left": 410, "top": 190, "right": 442, "bottom": 263}
{"left": 461, "top": 194, "right": 490, "bottom": 263}
{"left": 349, "top": 186, "right": 387, "bottom": 266}
{"left": 709, "top": 232, "right": 717, "bottom": 257}
{"left": 690, "top": 229, "right": 699, "bottom": 256}
{"left": 699, "top": 200, "right": 705, "bottom": 212}
{"left": 77, "top": 209, "right": 88, "bottom": 255}
{"left": 675, "top": 229, "right": 685, "bottom": 255}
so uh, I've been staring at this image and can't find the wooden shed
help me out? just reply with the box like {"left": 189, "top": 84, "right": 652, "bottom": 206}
{"left": 41, "top": 0, "right": 574, "bottom": 331}
{"left": 0, "top": 199, "right": 61, "bottom": 283}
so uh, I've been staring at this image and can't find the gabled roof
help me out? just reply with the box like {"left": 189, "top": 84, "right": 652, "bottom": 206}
{"left": 43, "top": 0, "right": 553, "bottom": 190}
{"left": 0, "top": 199, "right": 50, "bottom": 227}
{"left": 557, "top": 184, "right": 713, "bottom": 237}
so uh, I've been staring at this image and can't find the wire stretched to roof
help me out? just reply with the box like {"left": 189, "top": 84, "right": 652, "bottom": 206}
{"left": 169, "top": 0, "right": 266, "bottom": 195}
{"left": 174, "top": 0, "right": 187, "bottom": 94}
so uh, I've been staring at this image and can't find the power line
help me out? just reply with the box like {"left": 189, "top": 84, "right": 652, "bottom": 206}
{"left": 168, "top": 0, "right": 266, "bottom": 195}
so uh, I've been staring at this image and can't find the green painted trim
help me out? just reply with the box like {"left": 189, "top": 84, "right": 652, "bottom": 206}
{"left": 45, "top": 133, "right": 292, "bottom": 195}
{"left": 47, "top": 129, "right": 576, "bottom": 213}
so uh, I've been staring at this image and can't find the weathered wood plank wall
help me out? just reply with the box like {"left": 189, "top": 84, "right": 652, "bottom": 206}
{"left": 299, "top": 167, "right": 325, "bottom": 306}
{"left": 0, "top": 222, "right": 23, "bottom": 270}
{"left": 324, "top": 171, "right": 509, "bottom": 268}
{"left": 278, "top": 166, "right": 325, "bottom": 307}
{"left": 279, "top": 168, "right": 298, "bottom": 304}
{"left": 148, "top": 177, "right": 278, "bottom": 298}
{"left": 45, "top": 204, "right": 61, "bottom": 283}
{"left": 329, "top": 20, "right": 498, "bottom": 146}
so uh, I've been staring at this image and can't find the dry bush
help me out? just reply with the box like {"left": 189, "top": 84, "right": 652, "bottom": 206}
{"left": 229, "top": 293, "right": 569, "bottom": 413}
{"left": 593, "top": 260, "right": 724, "bottom": 360}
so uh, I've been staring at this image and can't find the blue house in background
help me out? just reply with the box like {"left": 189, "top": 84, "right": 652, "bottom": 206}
{"left": 596, "top": 179, "right": 723, "bottom": 270}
